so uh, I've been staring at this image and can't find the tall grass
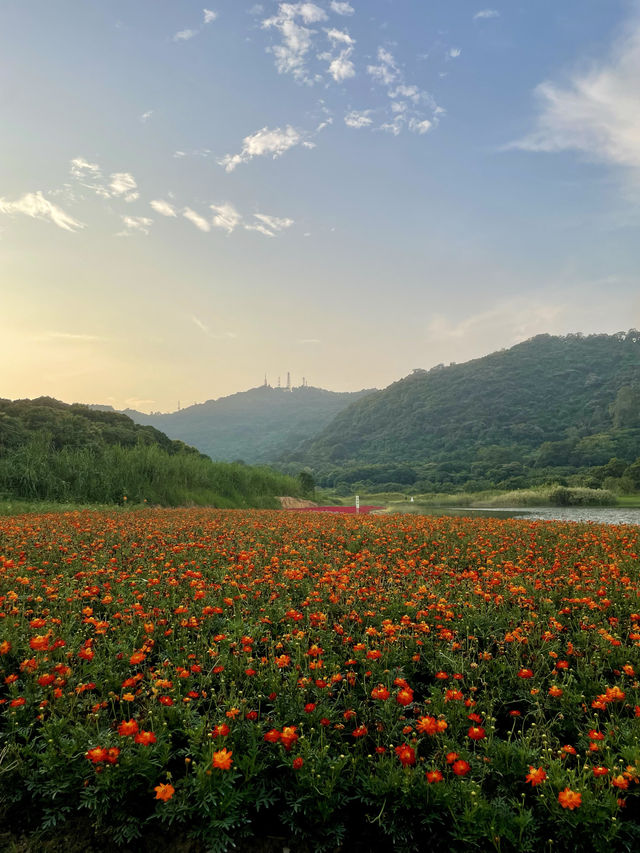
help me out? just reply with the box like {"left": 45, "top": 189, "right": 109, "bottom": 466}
{"left": 0, "top": 437, "right": 300, "bottom": 508}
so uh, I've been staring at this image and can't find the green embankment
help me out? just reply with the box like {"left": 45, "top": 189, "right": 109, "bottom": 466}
{"left": 0, "top": 398, "right": 302, "bottom": 509}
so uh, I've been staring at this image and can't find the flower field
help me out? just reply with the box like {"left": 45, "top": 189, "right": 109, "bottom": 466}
{"left": 1, "top": 509, "right": 639, "bottom": 852}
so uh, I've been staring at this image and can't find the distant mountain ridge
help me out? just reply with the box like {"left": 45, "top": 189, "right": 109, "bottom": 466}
{"left": 112, "top": 385, "right": 376, "bottom": 464}
{"left": 285, "top": 332, "right": 640, "bottom": 493}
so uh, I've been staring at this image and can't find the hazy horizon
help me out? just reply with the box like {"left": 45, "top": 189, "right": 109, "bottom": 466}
{"left": 3, "top": 1, "right": 639, "bottom": 412}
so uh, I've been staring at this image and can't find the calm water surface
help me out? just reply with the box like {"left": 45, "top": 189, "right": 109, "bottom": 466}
{"left": 402, "top": 506, "right": 640, "bottom": 526}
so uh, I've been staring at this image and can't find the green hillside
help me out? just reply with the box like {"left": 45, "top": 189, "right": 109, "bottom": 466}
{"left": 0, "top": 397, "right": 302, "bottom": 507}
{"left": 118, "top": 384, "right": 375, "bottom": 463}
{"left": 286, "top": 332, "right": 640, "bottom": 493}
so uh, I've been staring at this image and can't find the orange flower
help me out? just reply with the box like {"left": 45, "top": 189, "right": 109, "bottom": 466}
{"left": 280, "top": 726, "right": 299, "bottom": 751}
{"left": 264, "top": 728, "right": 281, "bottom": 743}
{"left": 517, "top": 668, "right": 533, "bottom": 679}
{"left": 0, "top": 641, "right": 11, "bottom": 655}
{"left": 212, "top": 723, "right": 230, "bottom": 738}
{"left": 135, "top": 730, "right": 156, "bottom": 745}
{"left": 212, "top": 748, "right": 233, "bottom": 770}
{"left": 426, "top": 769, "right": 443, "bottom": 783}
{"left": 292, "top": 757, "right": 303, "bottom": 770}
{"left": 371, "top": 684, "right": 390, "bottom": 701}
{"left": 352, "top": 725, "right": 368, "bottom": 738}
{"left": 468, "top": 726, "right": 486, "bottom": 741}
{"left": 558, "top": 788, "right": 581, "bottom": 809}
{"left": 396, "top": 687, "right": 414, "bottom": 706}
{"left": 86, "top": 747, "right": 108, "bottom": 764}
{"left": 592, "top": 766, "right": 609, "bottom": 777}
{"left": 452, "top": 759, "right": 471, "bottom": 777}
{"left": 611, "top": 775, "right": 629, "bottom": 790}
{"left": 29, "top": 635, "right": 50, "bottom": 652}
{"left": 548, "top": 685, "right": 563, "bottom": 697}
{"left": 394, "top": 744, "right": 416, "bottom": 767}
{"left": 416, "top": 715, "right": 439, "bottom": 736}
{"left": 525, "top": 766, "right": 547, "bottom": 786}
{"left": 104, "top": 747, "right": 120, "bottom": 765}
{"left": 117, "top": 719, "right": 139, "bottom": 737}
{"left": 154, "top": 783, "right": 175, "bottom": 801}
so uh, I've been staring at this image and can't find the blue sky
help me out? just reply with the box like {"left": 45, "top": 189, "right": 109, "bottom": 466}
{"left": 2, "top": 0, "right": 639, "bottom": 411}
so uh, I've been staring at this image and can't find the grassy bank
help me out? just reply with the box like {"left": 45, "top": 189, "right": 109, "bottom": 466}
{"left": 330, "top": 485, "right": 620, "bottom": 510}
{"left": 0, "top": 441, "right": 302, "bottom": 509}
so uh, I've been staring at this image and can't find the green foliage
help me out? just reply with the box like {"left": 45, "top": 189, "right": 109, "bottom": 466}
{"left": 285, "top": 332, "right": 640, "bottom": 493}
{"left": 0, "top": 398, "right": 302, "bottom": 508}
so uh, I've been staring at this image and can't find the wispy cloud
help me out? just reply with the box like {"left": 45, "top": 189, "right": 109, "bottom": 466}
{"left": 363, "top": 47, "right": 442, "bottom": 136}
{"left": 448, "top": 48, "right": 461, "bottom": 59}
{"left": 191, "top": 315, "right": 237, "bottom": 339}
{"left": 211, "top": 202, "right": 242, "bottom": 234}
{"left": 36, "top": 331, "right": 105, "bottom": 342}
{"left": 150, "top": 199, "right": 177, "bottom": 217}
{"left": 110, "top": 173, "right": 139, "bottom": 202}
{"left": 262, "top": 2, "right": 328, "bottom": 83}
{"left": 473, "top": 9, "right": 499, "bottom": 20}
{"left": 70, "top": 159, "right": 139, "bottom": 202}
{"left": 219, "top": 125, "right": 304, "bottom": 171}
{"left": 117, "top": 215, "right": 153, "bottom": 236}
{"left": 203, "top": 9, "right": 218, "bottom": 25}
{"left": 510, "top": 14, "right": 640, "bottom": 178}
{"left": 173, "top": 29, "right": 198, "bottom": 42}
{"left": 344, "top": 109, "right": 373, "bottom": 128}
{"left": 183, "top": 207, "right": 211, "bottom": 232}
{"left": 0, "top": 192, "right": 84, "bottom": 231}
{"left": 140, "top": 110, "right": 153, "bottom": 123}
{"left": 367, "top": 47, "right": 399, "bottom": 86}
{"left": 245, "top": 212, "right": 294, "bottom": 237}
{"left": 330, "top": 1, "right": 354, "bottom": 14}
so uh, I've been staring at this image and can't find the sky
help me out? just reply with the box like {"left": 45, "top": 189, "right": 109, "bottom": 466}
{"left": 2, "top": 0, "right": 640, "bottom": 413}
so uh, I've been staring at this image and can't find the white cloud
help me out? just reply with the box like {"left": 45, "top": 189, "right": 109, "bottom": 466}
{"left": 150, "top": 199, "right": 177, "bottom": 217}
{"left": 203, "top": 9, "right": 218, "bottom": 24}
{"left": 262, "top": 3, "right": 328, "bottom": 82}
{"left": 326, "top": 28, "right": 354, "bottom": 45}
{"left": 117, "top": 215, "right": 153, "bottom": 236}
{"left": 70, "top": 157, "right": 110, "bottom": 198}
{"left": 510, "top": 16, "right": 640, "bottom": 176}
{"left": 474, "top": 9, "right": 499, "bottom": 20}
{"left": 140, "top": 110, "right": 153, "bottom": 122}
{"left": 449, "top": 48, "right": 461, "bottom": 59}
{"left": 0, "top": 192, "right": 84, "bottom": 232}
{"left": 183, "top": 207, "right": 211, "bottom": 232}
{"left": 367, "top": 47, "right": 399, "bottom": 86}
{"left": 409, "top": 118, "right": 433, "bottom": 134}
{"left": 344, "top": 109, "right": 373, "bottom": 128}
{"left": 245, "top": 212, "right": 294, "bottom": 236}
{"left": 174, "top": 28, "right": 198, "bottom": 42}
{"left": 328, "top": 49, "right": 355, "bottom": 81}
{"left": 210, "top": 202, "right": 242, "bottom": 234}
{"left": 390, "top": 84, "right": 421, "bottom": 103}
{"left": 70, "top": 157, "right": 101, "bottom": 179}
{"left": 330, "top": 1, "right": 354, "bottom": 14}
{"left": 109, "top": 172, "right": 139, "bottom": 202}
{"left": 219, "top": 125, "right": 303, "bottom": 171}
{"left": 71, "top": 160, "right": 140, "bottom": 202}
{"left": 366, "top": 48, "right": 441, "bottom": 135}
{"left": 38, "top": 332, "right": 105, "bottom": 342}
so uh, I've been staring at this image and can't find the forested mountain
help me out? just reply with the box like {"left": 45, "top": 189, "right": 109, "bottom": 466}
{"left": 285, "top": 332, "right": 640, "bottom": 493}
{"left": 117, "top": 385, "right": 375, "bottom": 463}
{"left": 0, "top": 397, "right": 302, "bottom": 507}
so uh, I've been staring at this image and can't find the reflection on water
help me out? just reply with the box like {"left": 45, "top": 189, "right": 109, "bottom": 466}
{"left": 396, "top": 505, "right": 640, "bottom": 526}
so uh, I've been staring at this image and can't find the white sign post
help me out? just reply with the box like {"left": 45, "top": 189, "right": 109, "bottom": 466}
{"left": 355, "top": 495, "right": 360, "bottom": 514}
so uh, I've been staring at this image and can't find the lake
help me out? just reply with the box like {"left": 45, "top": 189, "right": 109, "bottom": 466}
{"left": 396, "top": 505, "right": 640, "bottom": 525}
